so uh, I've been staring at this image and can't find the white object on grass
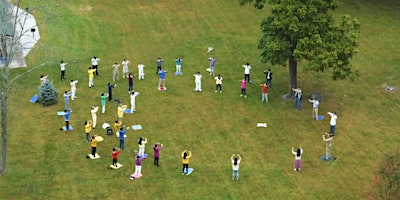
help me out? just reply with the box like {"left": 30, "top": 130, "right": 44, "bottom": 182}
{"left": 88, "top": 153, "right": 100, "bottom": 159}
{"left": 130, "top": 173, "right": 142, "bottom": 179}
{"left": 57, "top": 111, "right": 65, "bottom": 116}
{"left": 184, "top": 168, "right": 194, "bottom": 175}
{"left": 110, "top": 163, "right": 123, "bottom": 169}
{"left": 207, "top": 47, "right": 214, "bottom": 52}
{"left": 102, "top": 123, "right": 110, "bottom": 129}
{"left": 132, "top": 125, "right": 142, "bottom": 130}
{"left": 206, "top": 68, "right": 211, "bottom": 72}
{"left": 257, "top": 123, "right": 267, "bottom": 128}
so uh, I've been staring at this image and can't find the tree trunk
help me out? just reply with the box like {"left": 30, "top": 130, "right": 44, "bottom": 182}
{"left": 287, "top": 54, "right": 298, "bottom": 98}
{"left": 0, "top": 36, "right": 8, "bottom": 175}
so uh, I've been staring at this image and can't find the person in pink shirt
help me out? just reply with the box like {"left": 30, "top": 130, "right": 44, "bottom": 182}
{"left": 153, "top": 143, "right": 164, "bottom": 167}
{"left": 134, "top": 153, "right": 144, "bottom": 176}
{"left": 239, "top": 79, "right": 247, "bottom": 98}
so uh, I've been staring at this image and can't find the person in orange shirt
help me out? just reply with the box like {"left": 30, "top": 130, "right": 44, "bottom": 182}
{"left": 114, "top": 120, "right": 122, "bottom": 136}
{"left": 84, "top": 119, "right": 92, "bottom": 143}
{"left": 260, "top": 83, "right": 269, "bottom": 103}
{"left": 90, "top": 136, "right": 97, "bottom": 157}
{"left": 181, "top": 150, "right": 192, "bottom": 175}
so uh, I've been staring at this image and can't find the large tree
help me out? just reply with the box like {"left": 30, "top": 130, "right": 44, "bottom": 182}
{"left": 240, "top": 0, "right": 360, "bottom": 95}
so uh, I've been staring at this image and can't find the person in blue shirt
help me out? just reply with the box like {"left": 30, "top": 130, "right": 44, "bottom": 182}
{"left": 158, "top": 68, "right": 167, "bottom": 89}
{"left": 156, "top": 58, "right": 163, "bottom": 74}
{"left": 119, "top": 126, "right": 129, "bottom": 150}
{"left": 175, "top": 57, "right": 183, "bottom": 75}
{"left": 107, "top": 83, "right": 117, "bottom": 101}
{"left": 60, "top": 109, "right": 72, "bottom": 130}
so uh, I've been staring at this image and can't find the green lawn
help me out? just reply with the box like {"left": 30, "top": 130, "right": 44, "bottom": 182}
{"left": 1, "top": 0, "right": 400, "bottom": 199}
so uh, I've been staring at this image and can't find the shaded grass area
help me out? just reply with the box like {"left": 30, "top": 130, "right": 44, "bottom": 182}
{"left": 1, "top": 0, "right": 400, "bottom": 199}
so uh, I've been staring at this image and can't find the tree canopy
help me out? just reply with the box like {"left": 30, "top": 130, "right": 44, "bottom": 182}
{"left": 240, "top": 0, "right": 360, "bottom": 92}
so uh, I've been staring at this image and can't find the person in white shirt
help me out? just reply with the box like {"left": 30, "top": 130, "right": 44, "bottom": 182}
{"left": 214, "top": 74, "right": 223, "bottom": 93}
{"left": 137, "top": 64, "right": 145, "bottom": 80}
{"left": 112, "top": 63, "right": 120, "bottom": 82}
{"left": 90, "top": 106, "right": 99, "bottom": 129}
{"left": 291, "top": 147, "right": 303, "bottom": 171}
{"left": 121, "top": 59, "right": 130, "bottom": 78}
{"left": 193, "top": 72, "right": 202, "bottom": 92}
{"left": 130, "top": 91, "right": 140, "bottom": 113}
{"left": 327, "top": 112, "right": 337, "bottom": 135}
{"left": 231, "top": 154, "right": 241, "bottom": 181}
{"left": 322, "top": 133, "right": 334, "bottom": 160}
{"left": 308, "top": 98, "right": 320, "bottom": 120}
{"left": 91, "top": 56, "right": 100, "bottom": 76}
{"left": 138, "top": 137, "right": 148, "bottom": 157}
{"left": 242, "top": 63, "right": 252, "bottom": 83}
{"left": 60, "top": 60, "right": 68, "bottom": 81}
{"left": 70, "top": 80, "right": 78, "bottom": 100}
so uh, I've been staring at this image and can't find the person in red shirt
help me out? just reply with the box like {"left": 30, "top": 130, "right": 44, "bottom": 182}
{"left": 112, "top": 147, "right": 121, "bottom": 167}
{"left": 260, "top": 83, "right": 269, "bottom": 103}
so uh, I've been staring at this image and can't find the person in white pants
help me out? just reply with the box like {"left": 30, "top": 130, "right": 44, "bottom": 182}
{"left": 70, "top": 80, "right": 78, "bottom": 100}
{"left": 130, "top": 91, "right": 140, "bottom": 113}
{"left": 121, "top": 59, "right": 130, "bottom": 78}
{"left": 134, "top": 154, "right": 144, "bottom": 176}
{"left": 138, "top": 137, "right": 147, "bottom": 157}
{"left": 193, "top": 72, "right": 202, "bottom": 92}
{"left": 138, "top": 64, "right": 145, "bottom": 80}
{"left": 90, "top": 106, "right": 99, "bottom": 129}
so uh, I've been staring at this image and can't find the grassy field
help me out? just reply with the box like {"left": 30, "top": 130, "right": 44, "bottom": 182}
{"left": 1, "top": 0, "right": 400, "bottom": 199}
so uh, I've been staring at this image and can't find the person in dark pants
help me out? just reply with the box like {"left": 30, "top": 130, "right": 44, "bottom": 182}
{"left": 156, "top": 57, "right": 163, "bottom": 74}
{"left": 91, "top": 56, "right": 100, "bottom": 76}
{"left": 91, "top": 136, "right": 97, "bottom": 157}
{"left": 112, "top": 147, "right": 120, "bottom": 167}
{"left": 153, "top": 143, "right": 164, "bottom": 167}
{"left": 181, "top": 150, "right": 192, "bottom": 174}
{"left": 107, "top": 83, "right": 117, "bottom": 101}
{"left": 60, "top": 109, "right": 72, "bottom": 131}
{"left": 60, "top": 60, "right": 68, "bottom": 81}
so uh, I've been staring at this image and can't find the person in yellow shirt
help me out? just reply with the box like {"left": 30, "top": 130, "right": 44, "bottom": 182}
{"left": 90, "top": 136, "right": 97, "bottom": 157}
{"left": 181, "top": 150, "right": 192, "bottom": 175}
{"left": 117, "top": 104, "right": 127, "bottom": 121}
{"left": 88, "top": 67, "right": 96, "bottom": 88}
{"left": 84, "top": 119, "right": 92, "bottom": 143}
{"left": 114, "top": 120, "right": 122, "bottom": 135}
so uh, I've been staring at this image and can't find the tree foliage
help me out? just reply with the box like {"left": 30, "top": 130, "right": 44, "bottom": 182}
{"left": 38, "top": 80, "right": 58, "bottom": 106}
{"left": 239, "top": 0, "right": 360, "bottom": 92}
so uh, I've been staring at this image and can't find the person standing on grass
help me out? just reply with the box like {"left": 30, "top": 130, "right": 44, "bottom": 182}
{"left": 112, "top": 147, "right": 121, "bottom": 167}
{"left": 231, "top": 154, "right": 241, "bottom": 181}
{"left": 208, "top": 57, "right": 216, "bottom": 76}
{"left": 112, "top": 62, "right": 120, "bottom": 82}
{"left": 90, "top": 106, "right": 99, "bottom": 129}
{"left": 119, "top": 126, "right": 129, "bottom": 150}
{"left": 63, "top": 91, "right": 72, "bottom": 110}
{"left": 138, "top": 137, "right": 148, "bottom": 157}
{"left": 84, "top": 119, "right": 92, "bottom": 143}
{"left": 292, "top": 86, "right": 302, "bottom": 110}
{"left": 175, "top": 57, "right": 183, "bottom": 74}
{"left": 91, "top": 56, "right": 100, "bottom": 76}
{"left": 156, "top": 58, "right": 164, "bottom": 74}
{"left": 138, "top": 64, "right": 145, "bottom": 80}
{"left": 121, "top": 59, "right": 130, "bottom": 78}
{"left": 158, "top": 68, "right": 167, "bottom": 89}
{"left": 100, "top": 93, "right": 107, "bottom": 113}
{"left": 134, "top": 154, "right": 144, "bottom": 176}
{"left": 264, "top": 68, "right": 273, "bottom": 88}
{"left": 130, "top": 91, "right": 140, "bottom": 113}
{"left": 114, "top": 120, "right": 122, "bottom": 135}
{"left": 117, "top": 104, "right": 127, "bottom": 121}
{"left": 214, "top": 74, "right": 223, "bottom": 93}
{"left": 327, "top": 112, "right": 337, "bottom": 135}
{"left": 193, "top": 72, "right": 202, "bottom": 92}
{"left": 153, "top": 143, "right": 164, "bottom": 167}
{"left": 308, "top": 98, "right": 320, "bottom": 120}
{"left": 291, "top": 147, "right": 303, "bottom": 171}
{"left": 322, "top": 133, "right": 334, "bottom": 160}
{"left": 60, "top": 60, "right": 68, "bottom": 81}
{"left": 107, "top": 83, "right": 117, "bottom": 101}
{"left": 128, "top": 73, "right": 134, "bottom": 93}
{"left": 70, "top": 80, "right": 78, "bottom": 100}
{"left": 87, "top": 67, "right": 96, "bottom": 88}
{"left": 40, "top": 75, "right": 48, "bottom": 85}
{"left": 181, "top": 150, "right": 192, "bottom": 175}
{"left": 61, "top": 109, "right": 72, "bottom": 131}
{"left": 242, "top": 63, "right": 252, "bottom": 83}
{"left": 260, "top": 83, "right": 269, "bottom": 103}
{"left": 240, "top": 79, "right": 247, "bottom": 98}
{"left": 90, "top": 136, "right": 97, "bottom": 157}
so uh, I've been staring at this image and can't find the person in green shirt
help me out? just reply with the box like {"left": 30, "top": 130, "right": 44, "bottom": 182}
{"left": 100, "top": 93, "right": 108, "bottom": 113}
